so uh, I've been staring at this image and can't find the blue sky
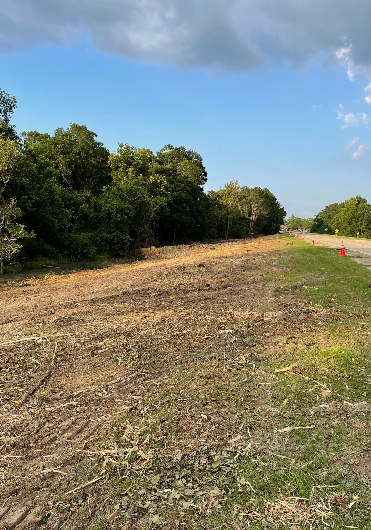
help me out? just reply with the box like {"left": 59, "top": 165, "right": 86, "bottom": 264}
{"left": 1, "top": 0, "right": 371, "bottom": 218}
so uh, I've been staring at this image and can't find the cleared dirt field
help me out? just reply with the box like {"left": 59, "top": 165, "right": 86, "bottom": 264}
{"left": 1, "top": 236, "right": 369, "bottom": 529}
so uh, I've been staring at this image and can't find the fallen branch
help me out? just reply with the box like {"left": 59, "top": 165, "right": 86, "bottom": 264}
{"left": 41, "top": 468, "right": 70, "bottom": 476}
{"left": 1, "top": 333, "right": 69, "bottom": 347}
{"left": 270, "top": 452, "right": 296, "bottom": 463}
{"left": 44, "top": 401, "right": 79, "bottom": 412}
{"left": 1, "top": 336, "right": 44, "bottom": 346}
{"left": 279, "top": 425, "right": 315, "bottom": 433}
{"left": 64, "top": 474, "right": 105, "bottom": 496}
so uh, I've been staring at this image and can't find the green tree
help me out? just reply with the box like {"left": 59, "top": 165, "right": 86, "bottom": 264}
{"left": 0, "top": 138, "right": 21, "bottom": 185}
{"left": 5, "top": 142, "right": 71, "bottom": 259}
{"left": 331, "top": 196, "right": 371, "bottom": 237}
{"left": 0, "top": 88, "right": 18, "bottom": 141}
{"left": 99, "top": 178, "right": 147, "bottom": 256}
{"left": 246, "top": 187, "right": 286, "bottom": 236}
{"left": 109, "top": 143, "right": 154, "bottom": 181}
{"left": 210, "top": 181, "right": 246, "bottom": 239}
{"left": 152, "top": 145, "right": 208, "bottom": 244}
{"left": 24, "top": 124, "right": 111, "bottom": 193}
{"left": 286, "top": 215, "right": 313, "bottom": 231}
{"left": 0, "top": 198, "right": 33, "bottom": 273}
{"left": 311, "top": 202, "right": 344, "bottom": 234}
{"left": 208, "top": 183, "right": 285, "bottom": 239}
{"left": 108, "top": 144, "right": 168, "bottom": 248}
{"left": 18, "top": 125, "right": 112, "bottom": 259}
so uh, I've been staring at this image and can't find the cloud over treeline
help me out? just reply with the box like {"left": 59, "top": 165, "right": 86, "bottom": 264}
{"left": 1, "top": 0, "right": 371, "bottom": 73}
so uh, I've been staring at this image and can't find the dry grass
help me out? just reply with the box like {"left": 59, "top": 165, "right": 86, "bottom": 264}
{"left": 1, "top": 236, "right": 370, "bottom": 529}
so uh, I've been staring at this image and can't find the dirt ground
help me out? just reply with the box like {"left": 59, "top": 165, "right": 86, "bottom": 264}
{"left": 0, "top": 237, "right": 344, "bottom": 528}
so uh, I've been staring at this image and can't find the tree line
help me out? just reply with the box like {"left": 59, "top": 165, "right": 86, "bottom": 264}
{"left": 0, "top": 88, "right": 285, "bottom": 272}
{"left": 286, "top": 196, "right": 371, "bottom": 237}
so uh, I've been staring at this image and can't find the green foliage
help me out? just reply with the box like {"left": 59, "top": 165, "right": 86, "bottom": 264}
{"left": 311, "top": 202, "right": 345, "bottom": 233}
{"left": 0, "top": 87, "right": 287, "bottom": 269}
{"left": 99, "top": 178, "right": 145, "bottom": 256}
{"left": 4, "top": 140, "right": 70, "bottom": 259}
{"left": 0, "top": 88, "right": 17, "bottom": 125}
{"left": 107, "top": 143, "right": 210, "bottom": 246}
{"left": 23, "top": 124, "right": 111, "bottom": 193}
{"left": 285, "top": 214, "right": 313, "bottom": 231}
{"left": 208, "top": 180, "right": 245, "bottom": 239}
{"left": 209, "top": 182, "right": 285, "bottom": 238}
{"left": 4, "top": 261, "right": 22, "bottom": 273}
{"left": 311, "top": 197, "right": 371, "bottom": 237}
{"left": 332, "top": 196, "right": 371, "bottom": 237}
{"left": 279, "top": 240, "right": 371, "bottom": 313}
{"left": 107, "top": 143, "right": 168, "bottom": 249}
{"left": 153, "top": 145, "right": 209, "bottom": 244}
{"left": 0, "top": 138, "right": 22, "bottom": 185}
{"left": 0, "top": 88, "right": 18, "bottom": 141}
{"left": 249, "top": 187, "right": 286, "bottom": 235}
{"left": 0, "top": 197, "right": 34, "bottom": 274}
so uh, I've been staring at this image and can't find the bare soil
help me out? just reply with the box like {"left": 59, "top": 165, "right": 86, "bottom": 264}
{"left": 0, "top": 237, "right": 343, "bottom": 529}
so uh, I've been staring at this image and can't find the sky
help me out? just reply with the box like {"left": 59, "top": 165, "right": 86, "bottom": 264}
{"left": 1, "top": 0, "right": 371, "bottom": 217}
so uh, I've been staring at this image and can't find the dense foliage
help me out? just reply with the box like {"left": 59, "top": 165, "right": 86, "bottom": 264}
{"left": 285, "top": 215, "right": 313, "bottom": 231}
{"left": 311, "top": 197, "right": 371, "bottom": 237}
{"left": 0, "top": 88, "right": 285, "bottom": 271}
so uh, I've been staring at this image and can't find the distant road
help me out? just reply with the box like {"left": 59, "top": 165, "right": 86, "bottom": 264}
{"left": 292, "top": 233, "right": 371, "bottom": 256}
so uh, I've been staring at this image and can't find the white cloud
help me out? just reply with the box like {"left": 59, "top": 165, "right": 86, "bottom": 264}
{"left": 337, "top": 104, "right": 369, "bottom": 128}
{"left": 335, "top": 45, "right": 371, "bottom": 81}
{"left": 2, "top": 0, "right": 371, "bottom": 73}
{"left": 365, "top": 83, "right": 371, "bottom": 104}
{"left": 345, "top": 137, "right": 359, "bottom": 150}
{"left": 336, "top": 46, "right": 357, "bottom": 81}
{"left": 351, "top": 143, "right": 370, "bottom": 161}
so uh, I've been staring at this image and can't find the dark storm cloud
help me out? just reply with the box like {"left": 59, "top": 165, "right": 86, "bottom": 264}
{"left": 1, "top": 0, "right": 371, "bottom": 74}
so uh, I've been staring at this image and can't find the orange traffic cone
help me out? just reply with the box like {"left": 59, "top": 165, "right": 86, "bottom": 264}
{"left": 301, "top": 236, "right": 304, "bottom": 241}
{"left": 312, "top": 240, "right": 315, "bottom": 245}
{"left": 340, "top": 241, "right": 346, "bottom": 256}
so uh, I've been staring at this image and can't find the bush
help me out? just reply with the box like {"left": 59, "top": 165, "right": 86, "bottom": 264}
{"left": 4, "top": 262, "right": 22, "bottom": 273}
{"left": 60, "top": 232, "right": 98, "bottom": 260}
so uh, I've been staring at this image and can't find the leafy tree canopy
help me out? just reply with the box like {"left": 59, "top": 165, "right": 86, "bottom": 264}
{"left": 285, "top": 215, "right": 313, "bottom": 231}
{"left": 0, "top": 88, "right": 19, "bottom": 142}
{"left": 310, "top": 202, "right": 344, "bottom": 234}
{"left": 331, "top": 196, "right": 371, "bottom": 237}
{"left": 0, "top": 87, "right": 288, "bottom": 268}
{"left": 24, "top": 124, "right": 111, "bottom": 193}
{"left": 0, "top": 138, "right": 22, "bottom": 186}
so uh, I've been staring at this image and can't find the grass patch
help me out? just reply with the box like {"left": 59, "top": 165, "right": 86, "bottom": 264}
{"left": 50, "top": 238, "right": 371, "bottom": 529}
{"left": 278, "top": 238, "right": 371, "bottom": 314}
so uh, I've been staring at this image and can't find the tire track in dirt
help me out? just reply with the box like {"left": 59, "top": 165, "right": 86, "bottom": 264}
{"left": 1, "top": 238, "right": 294, "bottom": 528}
